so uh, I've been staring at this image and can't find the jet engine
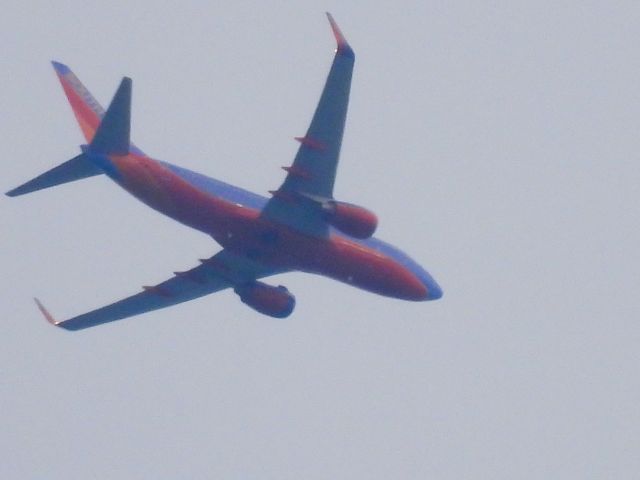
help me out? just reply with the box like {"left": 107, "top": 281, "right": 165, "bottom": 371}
{"left": 322, "top": 200, "right": 378, "bottom": 239}
{"left": 234, "top": 281, "right": 296, "bottom": 318}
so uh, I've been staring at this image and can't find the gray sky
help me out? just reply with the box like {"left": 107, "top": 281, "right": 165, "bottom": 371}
{"left": 2, "top": 1, "right": 639, "bottom": 478}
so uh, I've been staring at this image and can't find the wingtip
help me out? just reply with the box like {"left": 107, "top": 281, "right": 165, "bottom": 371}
{"left": 326, "top": 12, "right": 354, "bottom": 58}
{"left": 34, "top": 298, "right": 61, "bottom": 326}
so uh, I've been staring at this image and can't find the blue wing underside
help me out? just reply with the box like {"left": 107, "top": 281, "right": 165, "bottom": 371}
{"left": 261, "top": 13, "right": 355, "bottom": 233}
{"left": 282, "top": 27, "right": 354, "bottom": 198}
{"left": 41, "top": 250, "right": 284, "bottom": 331}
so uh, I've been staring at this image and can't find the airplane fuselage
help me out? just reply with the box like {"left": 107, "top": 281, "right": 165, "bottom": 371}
{"left": 104, "top": 152, "right": 442, "bottom": 301}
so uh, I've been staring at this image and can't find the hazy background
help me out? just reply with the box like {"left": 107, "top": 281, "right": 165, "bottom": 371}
{"left": 2, "top": 1, "right": 639, "bottom": 478}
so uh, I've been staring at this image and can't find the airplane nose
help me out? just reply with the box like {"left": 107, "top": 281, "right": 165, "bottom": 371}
{"left": 403, "top": 266, "right": 442, "bottom": 301}
{"left": 426, "top": 280, "right": 443, "bottom": 300}
{"left": 416, "top": 269, "right": 443, "bottom": 301}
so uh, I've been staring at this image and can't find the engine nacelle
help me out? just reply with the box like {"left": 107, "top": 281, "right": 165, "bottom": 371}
{"left": 323, "top": 201, "right": 378, "bottom": 239}
{"left": 234, "top": 281, "right": 296, "bottom": 318}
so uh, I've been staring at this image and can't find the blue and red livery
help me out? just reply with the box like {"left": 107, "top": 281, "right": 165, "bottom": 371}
{"left": 8, "top": 13, "right": 442, "bottom": 330}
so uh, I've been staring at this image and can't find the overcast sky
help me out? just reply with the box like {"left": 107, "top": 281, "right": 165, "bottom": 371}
{"left": 2, "top": 1, "right": 639, "bottom": 478}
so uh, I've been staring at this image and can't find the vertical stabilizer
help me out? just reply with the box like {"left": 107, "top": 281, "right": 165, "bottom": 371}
{"left": 51, "top": 61, "right": 105, "bottom": 143}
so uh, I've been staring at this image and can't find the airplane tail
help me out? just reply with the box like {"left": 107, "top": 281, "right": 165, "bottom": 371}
{"left": 51, "top": 61, "right": 106, "bottom": 144}
{"left": 6, "top": 65, "right": 133, "bottom": 197}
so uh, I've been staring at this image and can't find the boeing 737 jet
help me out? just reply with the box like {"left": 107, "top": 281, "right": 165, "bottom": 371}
{"left": 7, "top": 14, "right": 442, "bottom": 331}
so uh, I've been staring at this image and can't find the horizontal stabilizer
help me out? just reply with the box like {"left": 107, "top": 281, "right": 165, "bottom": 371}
{"left": 90, "top": 77, "right": 131, "bottom": 155}
{"left": 6, "top": 153, "right": 101, "bottom": 197}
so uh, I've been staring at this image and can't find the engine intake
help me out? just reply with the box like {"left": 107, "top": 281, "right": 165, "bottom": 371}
{"left": 323, "top": 200, "right": 378, "bottom": 239}
{"left": 234, "top": 281, "right": 295, "bottom": 318}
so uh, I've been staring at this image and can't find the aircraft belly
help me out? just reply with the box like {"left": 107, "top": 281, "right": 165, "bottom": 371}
{"left": 109, "top": 155, "right": 256, "bottom": 236}
{"left": 105, "top": 155, "right": 427, "bottom": 301}
{"left": 217, "top": 219, "right": 428, "bottom": 300}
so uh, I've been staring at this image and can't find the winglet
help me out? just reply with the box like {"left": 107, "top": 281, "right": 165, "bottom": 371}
{"left": 34, "top": 298, "right": 61, "bottom": 326}
{"left": 326, "top": 12, "right": 354, "bottom": 58}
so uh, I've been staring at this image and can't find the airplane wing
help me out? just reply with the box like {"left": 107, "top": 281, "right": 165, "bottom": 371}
{"left": 36, "top": 250, "right": 285, "bottom": 331}
{"left": 261, "top": 13, "right": 354, "bottom": 233}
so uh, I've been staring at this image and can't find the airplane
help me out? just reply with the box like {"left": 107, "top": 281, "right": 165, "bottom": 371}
{"left": 7, "top": 13, "right": 442, "bottom": 331}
